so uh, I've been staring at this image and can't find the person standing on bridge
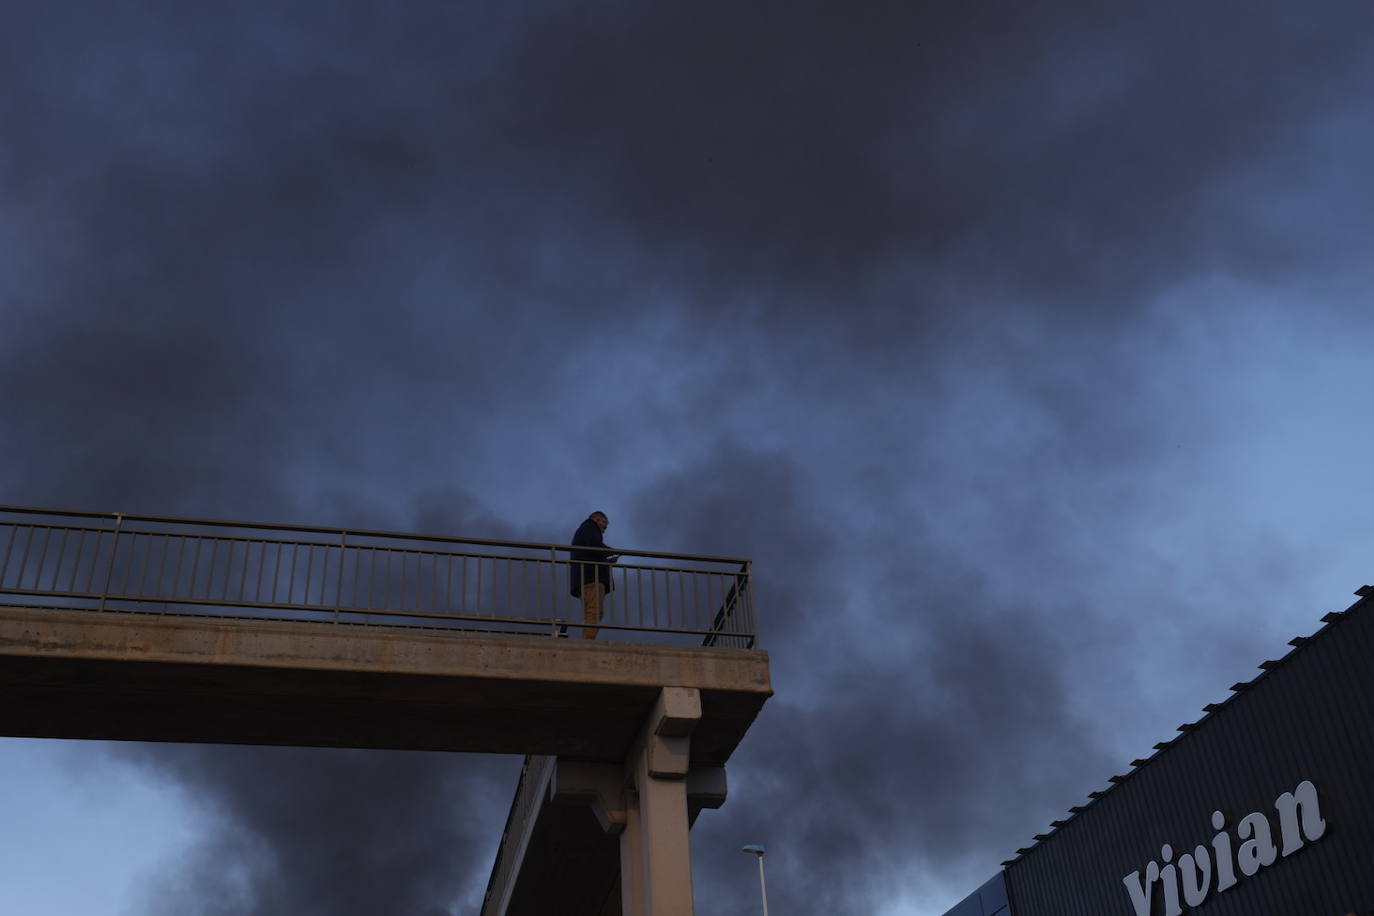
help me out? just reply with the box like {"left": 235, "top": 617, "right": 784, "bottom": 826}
{"left": 570, "top": 511, "right": 617, "bottom": 640}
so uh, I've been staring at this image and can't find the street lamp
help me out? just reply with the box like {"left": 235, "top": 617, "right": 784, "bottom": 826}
{"left": 741, "top": 844, "right": 769, "bottom": 916}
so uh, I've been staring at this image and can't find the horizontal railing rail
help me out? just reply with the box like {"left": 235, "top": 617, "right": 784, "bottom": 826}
{"left": 0, "top": 506, "right": 757, "bottom": 649}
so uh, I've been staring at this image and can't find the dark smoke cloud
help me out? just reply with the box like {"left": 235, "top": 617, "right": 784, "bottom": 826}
{"left": 624, "top": 441, "right": 1125, "bottom": 913}
{"left": 110, "top": 744, "right": 518, "bottom": 916}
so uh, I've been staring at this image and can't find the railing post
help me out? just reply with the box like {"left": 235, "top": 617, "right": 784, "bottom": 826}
{"left": 97, "top": 513, "right": 124, "bottom": 612}
{"left": 550, "top": 546, "right": 558, "bottom": 625}
{"left": 743, "top": 560, "right": 754, "bottom": 648}
{"left": 333, "top": 530, "right": 347, "bottom": 623}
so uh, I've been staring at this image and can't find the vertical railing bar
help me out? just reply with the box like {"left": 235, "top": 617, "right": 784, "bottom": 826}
{"left": 359, "top": 543, "right": 370, "bottom": 609}
{"left": 410, "top": 549, "right": 418, "bottom": 612}
{"left": 144, "top": 535, "right": 162, "bottom": 602}
{"left": 692, "top": 569, "right": 701, "bottom": 633}
{"left": 16, "top": 526, "right": 39, "bottom": 590}
{"left": 303, "top": 541, "right": 315, "bottom": 606}
{"left": 311, "top": 546, "right": 324, "bottom": 608}
{"left": 332, "top": 532, "right": 347, "bottom": 622}
{"left": 348, "top": 541, "right": 361, "bottom": 613}
{"left": 413, "top": 549, "right": 421, "bottom": 613}
{"left": 476, "top": 556, "right": 483, "bottom": 616}
{"left": 0, "top": 524, "right": 21, "bottom": 588}
{"left": 607, "top": 563, "right": 618, "bottom": 634}
{"left": 732, "top": 569, "right": 741, "bottom": 636}
{"left": 188, "top": 536, "right": 204, "bottom": 599}
{"left": 719, "top": 571, "right": 729, "bottom": 636}
{"left": 374, "top": 547, "right": 385, "bottom": 612}
{"left": 431, "top": 549, "right": 439, "bottom": 614}
{"left": 414, "top": 550, "right": 423, "bottom": 614}
{"left": 270, "top": 538, "right": 284, "bottom": 604}
{"left": 222, "top": 538, "right": 238, "bottom": 603}
{"left": 97, "top": 515, "right": 125, "bottom": 611}
{"left": 85, "top": 528, "right": 105, "bottom": 593}
{"left": 397, "top": 550, "right": 407, "bottom": 612}
{"left": 506, "top": 554, "right": 512, "bottom": 618}
{"left": 199, "top": 538, "right": 214, "bottom": 601}
{"left": 458, "top": 553, "right": 466, "bottom": 614}
{"left": 367, "top": 547, "right": 377, "bottom": 610}
{"left": 45, "top": 527, "right": 69, "bottom": 591}
{"left": 171, "top": 536, "right": 188, "bottom": 599}
{"left": 384, "top": 548, "right": 393, "bottom": 611}
{"left": 203, "top": 537, "right": 220, "bottom": 601}
{"left": 717, "top": 570, "right": 728, "bottom": 643}
{"left": 30, "top": 526, "right": 54, "bottom": 590}
{"left": 318, "top": 543, "right": 329, "bottom": 609}
{"left": 677, "top": 570, "right": 686, "bottom": 631}
{"left": 745, "top": 560, "right": 756, "bottom": 646}
{"left": 737, "top": 568, "right": 747, "bottom": 639}
{"left": 636, "top": 567, "right": 643, "bottom": 628}
{"left": 643, "top": 568, "right": 654, "bottom": 634}
{"left": 718, "top": 568, "right": 728, "bottom": 639}
{"left": 522, "top": 558, "right": 530, "bottom": 620}
{"left": 725, "top": 568, "right": 736, "bottom": 645}
{"left": 286, "top": 542, "right": 299, "bottom": 607}
{"left": 651, "top": 569, "right": 660, "bottom": 630}
{"left": 734, "top": 572, "right": 744, "bottom": 646}
{"left": 549, "top": 548, "right": 557, "bottom": 621}
{"left": 727, "top": 567, "right": 738, "bottom": 641}
{"left": 237, "top": 539, "right": 251, "bottom": 601}
{"left": 254, "top": 540, "right": 267, "bottom": 603}
{"left": 135, "top": 532, "right": 155, "bottom": 596}
{"left": 136, "top": 532, "right": 152, "bottom": 598}
{"left": 43, "top": 527, "right": 67, "bottom": 591}
{"left": 731, "top": 570, "right": 741, "bottom": 641}
{"left": 610, "top": 563, "right": 621, "bottom": 634}
{"left": 318, "top": 543, "right": 327, "bottom": 606}
{"left": 124, "top": 530, "right": 141, "bottom": 596}
{"left": 67, "top": 528, "right": 88, "bottom": 592}
{"left": 118, "top": 532, "right": 140, "bottom": 595}
{"left": 708, "top": 568, "right": 719, "bottom": 642}
{"left": 448, "top": 552, "right": 455, "bottom": 615}
{"left": 153, "top": 533, "right": 171, "bottom": 600}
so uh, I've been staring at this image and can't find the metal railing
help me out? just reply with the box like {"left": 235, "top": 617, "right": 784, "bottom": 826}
{"left": 0, "top": 506, "right": 757, "bottom": 649}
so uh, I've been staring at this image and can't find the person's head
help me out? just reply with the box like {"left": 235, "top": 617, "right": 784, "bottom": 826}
{"left": 589, "top": 511, "right": 609, "bottom": 532}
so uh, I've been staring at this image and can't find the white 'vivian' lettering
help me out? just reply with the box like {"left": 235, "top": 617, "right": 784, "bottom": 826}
{"left": 1119, "top": 780, "right": 1327, "bottom": 914}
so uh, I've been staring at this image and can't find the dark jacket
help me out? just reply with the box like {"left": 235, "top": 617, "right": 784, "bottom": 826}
{"left": 569, "top": 517, "right": 616, "bottom": 597}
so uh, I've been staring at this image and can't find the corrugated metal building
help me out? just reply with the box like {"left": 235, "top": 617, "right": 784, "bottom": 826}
{"left": 943, "top": 585, "right": 1374, "bottom": 916}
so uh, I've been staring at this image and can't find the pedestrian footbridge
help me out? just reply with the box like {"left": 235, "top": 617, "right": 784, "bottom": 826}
{"left": 0, "top": 506, "right": 773, "bottom": 916}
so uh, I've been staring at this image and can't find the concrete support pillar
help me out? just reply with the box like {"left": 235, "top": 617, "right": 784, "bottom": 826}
{"left": 620, "top": 686, "right": 701, "bottom": 916}
{"left": 549, "top": 688, "right": 729, "bottom": 916}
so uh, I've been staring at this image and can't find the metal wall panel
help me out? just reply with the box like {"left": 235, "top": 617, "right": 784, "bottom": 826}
{"left": 1004, "top": 589, "right": 1374, "bottom": 916}
{"left": 943, "top": 873, "right": 1011, "bottom": 916}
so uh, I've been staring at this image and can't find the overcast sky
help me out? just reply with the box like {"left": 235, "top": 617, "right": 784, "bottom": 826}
{"left": 3, "top": 2, "right": 1373, "bottom": 914}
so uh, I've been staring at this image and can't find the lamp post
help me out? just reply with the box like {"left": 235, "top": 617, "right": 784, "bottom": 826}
{"left": 741, "top": 844, "right": 769, "bottom": 916}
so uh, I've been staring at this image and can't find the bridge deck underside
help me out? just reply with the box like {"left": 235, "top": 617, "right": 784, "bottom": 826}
{"left": 508, "top": 801, "right": 623, "bottom": 916}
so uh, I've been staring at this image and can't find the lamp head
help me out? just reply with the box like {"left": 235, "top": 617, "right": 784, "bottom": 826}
{"left": 742, "top": 844, "right": 766, "bottom": 856}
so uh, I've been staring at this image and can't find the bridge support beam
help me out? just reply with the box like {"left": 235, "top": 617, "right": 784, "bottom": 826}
{"left": 621, "top": 686, "right": 701, "bottom": 916}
